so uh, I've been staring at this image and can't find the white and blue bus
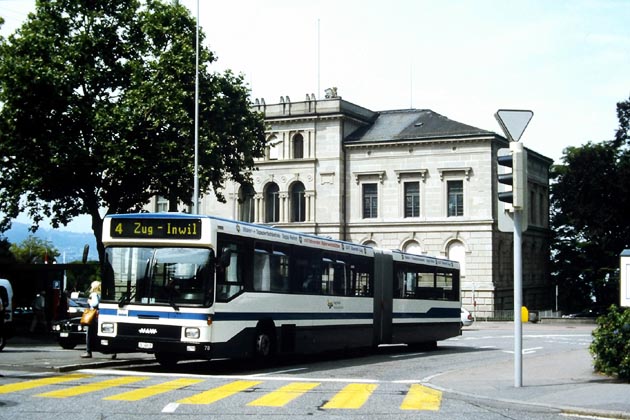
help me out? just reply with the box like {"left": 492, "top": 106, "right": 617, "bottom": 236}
{"left": 98, "top": 213, "right": 461, "bottom": 366}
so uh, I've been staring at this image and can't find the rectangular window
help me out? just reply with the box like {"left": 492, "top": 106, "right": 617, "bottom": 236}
{"left": 447, "top": 180, "right": 464, "bottom": 217}
{"left": 362, "top": 183, "right": 378, "bottom": 218}
{"left": 404, "top": 182, "right": 420, "bottom": 217}
{"left": 529, "top": 190, "right": 536, "bottom": 225}
{"left": 156, "top": 196, "right": 168, "bottom": 213}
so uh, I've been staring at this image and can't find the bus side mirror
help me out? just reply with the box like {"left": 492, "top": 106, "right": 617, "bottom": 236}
{"left": 219, "top": 248, "right": 232, "bottom": 268}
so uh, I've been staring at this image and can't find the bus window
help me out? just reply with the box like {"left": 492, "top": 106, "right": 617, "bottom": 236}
{"left": 216, "top": 241, "right": 245, "bottom": 302}
{"left": 270, "top": 247, "right": 290, "bottom": 292}
{"left": 350, "top": 257, "right": 373, "bottom": 296}
{"left": 104, "top": 247, "right": 214, "bottom": 306}
{"left": 402, "top": 271, "right": 417, "bottom": 298}
{"left": 293, "top": 253, "right": 321, "bottom": 294}
{"left": 253, "top": 248, "right": 271, "bottom": 291}
{"left": 332, "top": 260, "right": 347, "bottom": 295}
{"left": 321, "top": 258, "right": 333, "bottom": 294}
{"left": 436, "top": 269, "right": 459, "bottom": 301}
{"left": 394, "top": 263, "right": 443, "bottom": 300}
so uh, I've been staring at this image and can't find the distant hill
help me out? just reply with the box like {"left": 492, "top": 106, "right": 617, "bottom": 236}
{"left": 2, "top": 222, "right": 98, "bottom": 262}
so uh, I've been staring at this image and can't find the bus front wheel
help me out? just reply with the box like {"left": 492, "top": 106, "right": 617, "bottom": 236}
{"left": 254, "top": 328, "right": 275, "bottom": 361}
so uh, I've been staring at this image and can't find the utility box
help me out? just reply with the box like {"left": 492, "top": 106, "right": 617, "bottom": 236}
{"left": 621, "top": 249, "right": 630, "bottom": 308}
{"left": 521, "top": 306, "right": 529, "bottom": 323}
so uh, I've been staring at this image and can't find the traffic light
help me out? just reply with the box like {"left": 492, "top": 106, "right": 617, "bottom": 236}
{"left": 497, "top": 142, "right": 527, "bottom": 210}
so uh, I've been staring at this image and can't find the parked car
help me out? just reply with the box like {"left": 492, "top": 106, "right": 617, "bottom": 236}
{"left": 562, "top": 307, "right": 607, "bottom": 319}
{"left": 51, "top": 297, "right": 90, "bottom": 349}
{"left": 461, "top": 307, "right": 474, "bottom": 327}
{"left": 0, "top": 278, "right": 15, "bottom": 351}
{"left": 67, "top": 297, "right": 89, "bottom": 314}
{"left": 51, "top": 317, "right": 86, "bottom": 349}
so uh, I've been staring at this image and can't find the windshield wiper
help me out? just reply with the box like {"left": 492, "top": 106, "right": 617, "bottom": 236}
{"left": 168, "top": 294, "right": 179, "bottom": 311}
{"left": 118, "top": 292, "right": 134, "bottom": 308}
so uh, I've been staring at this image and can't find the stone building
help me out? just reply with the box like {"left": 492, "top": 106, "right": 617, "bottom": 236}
{"left": 149, "top": 94, "right": 553, "bottom": 317}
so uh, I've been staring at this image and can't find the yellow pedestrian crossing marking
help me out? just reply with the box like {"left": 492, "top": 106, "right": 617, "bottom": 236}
{"left": 0, "top": 375, "right": 443, "bottom": 411}
{"left": 36, "top": 376, "right": 149, "bottom": 398}
{"left": 177, "top": 380, "right": 262, "bottom": 405}
{"left": 400, "top": 383, "right": 442, "bottom": 411}
{"left": 321, "top": 383, "right": 378, "bottom": 409}
{"left": 0, "top": 374, "right": 92, "bottom": 394}
{"left": 104, "top": 378, "right": 204, "bottom": 401}
{"left": 247, "top": 382, "right": 321, "bottom": 407}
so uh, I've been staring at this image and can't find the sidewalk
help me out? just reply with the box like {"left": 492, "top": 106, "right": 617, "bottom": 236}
{"left": 0, "top": 333, "right": 154, "bottom": 373}
{"left": 428, "top": 322, "right": 630, "bottom": 419}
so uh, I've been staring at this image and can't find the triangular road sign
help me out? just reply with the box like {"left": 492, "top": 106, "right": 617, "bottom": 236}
{"left": 495, "top": 109, "right": 533, "bottom": 142}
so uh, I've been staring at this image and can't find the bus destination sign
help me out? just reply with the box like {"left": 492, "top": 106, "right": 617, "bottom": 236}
{"left": 111, "top": 218, "right": 202, "bottom": 240}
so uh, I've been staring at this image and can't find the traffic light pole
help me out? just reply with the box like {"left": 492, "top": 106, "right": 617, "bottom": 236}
{"left": 513, "top": 209, "right": 523, "bottom": 388}
{"left": 495, "top": 109, "right": 533, "bottom": 389}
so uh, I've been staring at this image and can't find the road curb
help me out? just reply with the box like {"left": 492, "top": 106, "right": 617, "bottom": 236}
{"left": 54, "top": 358, "right": 156, "bottom": 373}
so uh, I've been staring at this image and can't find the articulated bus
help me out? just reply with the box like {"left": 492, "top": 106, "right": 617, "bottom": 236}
{"left": 98, "top": 213, "right": 461, "bottom": 366}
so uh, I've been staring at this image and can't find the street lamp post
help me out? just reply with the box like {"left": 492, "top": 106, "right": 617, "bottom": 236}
{"left": 192, "top": 0, "right": 200, "bottom": 214}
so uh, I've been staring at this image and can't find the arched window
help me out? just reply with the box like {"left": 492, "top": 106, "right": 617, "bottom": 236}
{"left": 403, "top": 240, "right": 422, "bottom": 255}
{"left": 290, "top": 182, "right": 306, "bottom": 222}
{"left": 363, "top": 240, "right": 377, "bottom": 248}
{"left": 447, "top": 240, "right": 466, "bottom": 276}
{"left": 267, "top": 135, "right": 281, "bottom": 160}
{"left": 238, "top": 184, "right": 255, "bottom": 223}
{"left": 265, "top": 182, "right": 280, "bottom": 223}
{"left": 293, "top": 133, "right": 304, "bottom": 159}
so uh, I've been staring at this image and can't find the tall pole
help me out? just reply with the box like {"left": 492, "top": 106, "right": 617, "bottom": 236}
{"left": 514, "top": 209, "right": 523, "bottom": 387}
{"left": 495, "top": 109, "right": 532, "bottom": 389}
{"left": 317, "top": 18, "right": 320, "bottom": 99}
{"left": 192, "top": 0, "right": 200, "bottom": 214}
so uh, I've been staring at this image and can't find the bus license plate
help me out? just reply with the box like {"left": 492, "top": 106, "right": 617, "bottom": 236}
{"left": 138, "top": 342, "right": 153, "bottom": 349}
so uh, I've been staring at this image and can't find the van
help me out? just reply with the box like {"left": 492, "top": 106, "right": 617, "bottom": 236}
{"left": 1, "top": 278, "right": 14, "bottom": 351}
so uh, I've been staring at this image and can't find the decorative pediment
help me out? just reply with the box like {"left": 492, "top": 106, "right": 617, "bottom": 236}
{"left": 394, "top": 169, "right": 428, "bottom": 183}
{"left": 438, "top": 167, "right": 472, "bottom": 181}
{"left": 352, "top": 170, "right": 385, "bottom": 185}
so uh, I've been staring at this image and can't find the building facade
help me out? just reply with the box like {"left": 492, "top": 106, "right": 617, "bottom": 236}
{"left": 150, "top": 94, "right": 554, "bottom": 317}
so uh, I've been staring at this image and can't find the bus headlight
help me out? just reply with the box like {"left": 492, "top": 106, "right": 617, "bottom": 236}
{"left": 101, "top": 322, "right": 115, "bottom": 334}
{"left": 185, "top": 327, "right": 200, "bottom": 339}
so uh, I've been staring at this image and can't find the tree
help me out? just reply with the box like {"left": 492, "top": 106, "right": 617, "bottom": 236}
{"left": 9, "top": 236, "right": 60, "bottom": 264}
{"left": 550, "top": 95, "right": 630, "bottom": 312}
{"left": 0, "top": 0, "right": 267, "bottom": 262}
{"left": 0, "top": 237, "right": 16, "bottom": 265}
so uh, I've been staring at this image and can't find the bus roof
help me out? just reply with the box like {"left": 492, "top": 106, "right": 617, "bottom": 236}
{"left": 104, "top": 213, "right": 374, "bottom": 258}
{"left": 104, "top": 214, "right": 460, "bottom": 268}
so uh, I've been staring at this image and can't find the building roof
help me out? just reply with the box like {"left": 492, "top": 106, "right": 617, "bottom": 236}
{"left": 345, "top": 109, "right": 495, "bottom": 143}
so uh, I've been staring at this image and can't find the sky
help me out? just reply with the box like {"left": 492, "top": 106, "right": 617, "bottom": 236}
{"left": 1, "top": 0, "right": 629, "bottom": 233}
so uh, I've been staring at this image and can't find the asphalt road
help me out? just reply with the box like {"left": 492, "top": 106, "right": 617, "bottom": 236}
{"left": 1, "top": 320, "right": 628, "bottom": 419}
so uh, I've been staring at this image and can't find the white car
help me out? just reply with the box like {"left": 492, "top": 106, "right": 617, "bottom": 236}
{"left": 461, "top": 308, "right": 474, "bottom": 327}
{"left": 1, "top": 278, "right": 14, "bottom": 351}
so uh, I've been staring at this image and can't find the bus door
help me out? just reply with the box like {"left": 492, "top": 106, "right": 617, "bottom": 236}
{"left": 372, "top": 249, "right": 393, "bottom": 345}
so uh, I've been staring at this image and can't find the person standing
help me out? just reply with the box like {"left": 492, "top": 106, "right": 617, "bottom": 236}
{"left": 29, "top": 290, "right": 47, "bottom": 333}
{"left": 81, "top": 281, "right": 100, "bottom": 358}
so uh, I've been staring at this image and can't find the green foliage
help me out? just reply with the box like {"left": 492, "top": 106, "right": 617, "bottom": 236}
{"left": 0, "top": 237, "right": 16, "bottom": 265}
{"left": 550, "top": 95, "right": 630, "bottom": 312}
{"left": 0, "top": 0, "right": 267, "bottom": 262}
{"left": 590, "top": 305, "right": 630, "bottom": 381}
{"left": 65, "top": 261, "right": 101, "bottom": 294}
{"left": 9, "top": 235, "right": 60, "bottom": 264}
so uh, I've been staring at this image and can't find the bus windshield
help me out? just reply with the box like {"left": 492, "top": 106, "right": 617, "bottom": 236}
{"left": 103, "top": 247, "right": 215, "bottom": 308}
